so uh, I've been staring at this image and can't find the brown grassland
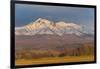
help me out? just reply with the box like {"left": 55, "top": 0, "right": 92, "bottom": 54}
{"left": 15, "top": 42, "right": 95, "bottom": 66}
{"left": 16, "top": 55, "right": 94, "bottom": 66}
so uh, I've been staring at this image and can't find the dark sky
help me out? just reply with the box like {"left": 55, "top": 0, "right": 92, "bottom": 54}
{"left": 15, "top": 4, "right": 95, "bottom": 34}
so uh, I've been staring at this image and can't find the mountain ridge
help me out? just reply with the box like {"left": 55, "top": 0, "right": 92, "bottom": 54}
{"left": 15, "top": 18, "right": 88, "bottom": 36}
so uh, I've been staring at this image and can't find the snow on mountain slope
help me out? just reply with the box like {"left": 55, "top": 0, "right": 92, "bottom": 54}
{"left": 15, "top": 18, "right": 83, "bottom": 36}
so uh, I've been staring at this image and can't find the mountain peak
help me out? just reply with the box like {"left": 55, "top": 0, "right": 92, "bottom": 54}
{"left": 35, "top": 18, "right": 51, "bottom": 24}
{"left": 15, "top": 18, "right": 84, "bottom": 36}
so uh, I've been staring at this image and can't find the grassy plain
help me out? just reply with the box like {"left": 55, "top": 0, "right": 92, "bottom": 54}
{"left": 16, "top": 55, "right": 94, "bottom": 66}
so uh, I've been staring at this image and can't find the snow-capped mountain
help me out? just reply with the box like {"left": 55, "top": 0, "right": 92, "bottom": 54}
{"left": 15, "top": 18, "right": 84, "bottom": 36}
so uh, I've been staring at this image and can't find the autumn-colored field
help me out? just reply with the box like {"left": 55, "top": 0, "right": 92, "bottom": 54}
{"left": 16, "top": 55, "right": 94, "bottom": 66}
{"left": 15, "top": 35, "right": 95, "bottom": 66}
